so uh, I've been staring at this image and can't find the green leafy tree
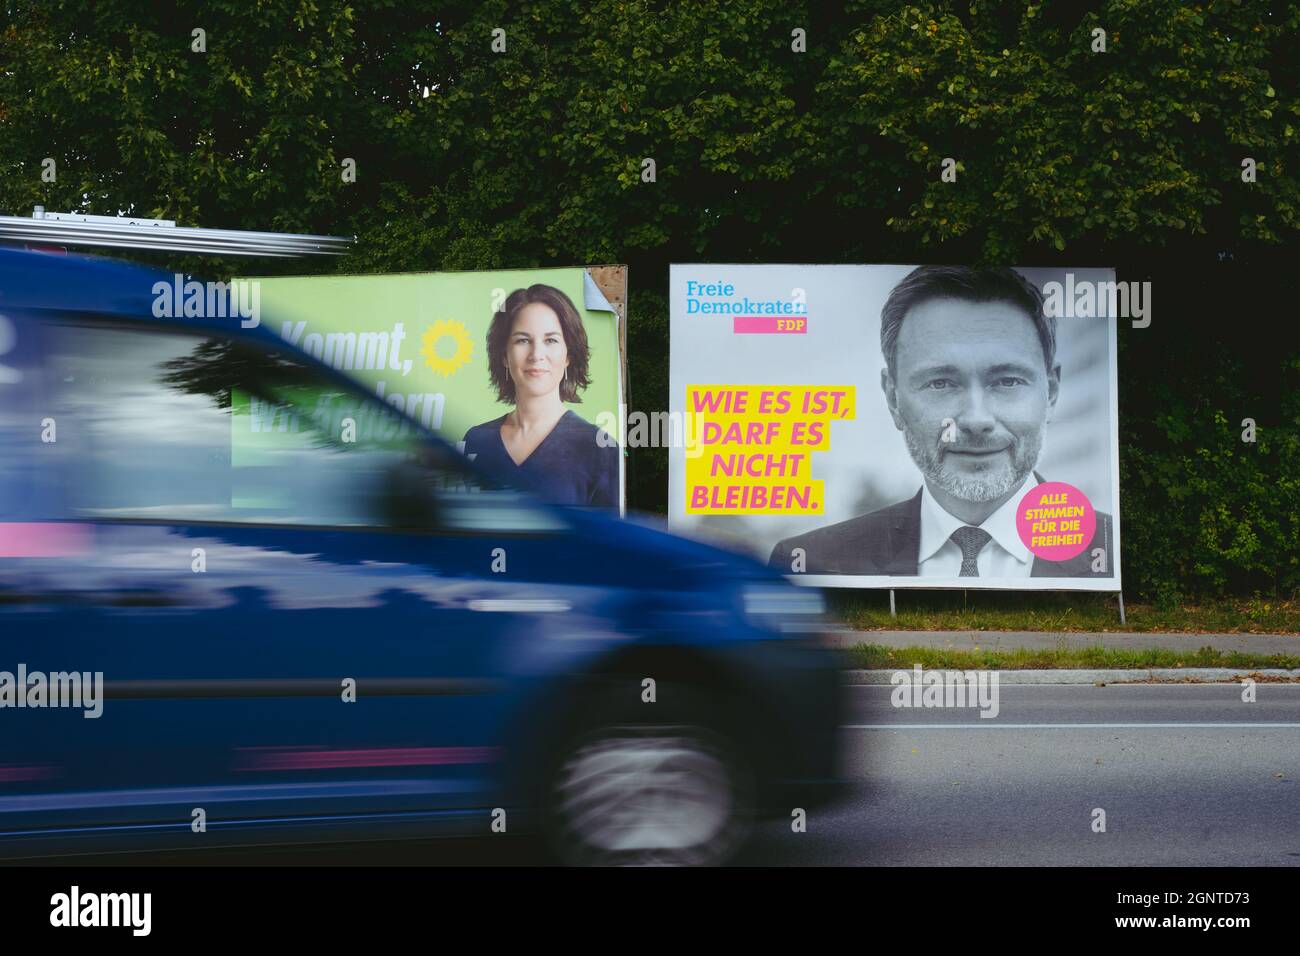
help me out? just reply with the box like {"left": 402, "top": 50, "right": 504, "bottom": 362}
{"left": 2, "top": 0, "right": 1298, "bottom": 598}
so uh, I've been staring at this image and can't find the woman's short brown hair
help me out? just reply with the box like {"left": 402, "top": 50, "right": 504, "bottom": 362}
{"left": 487, "top": 284, "right": 592, "bottom": 404}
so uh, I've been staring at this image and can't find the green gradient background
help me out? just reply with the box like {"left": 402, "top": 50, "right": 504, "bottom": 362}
{"left": 239, "top": 267, "right": 621, "bottom": 447}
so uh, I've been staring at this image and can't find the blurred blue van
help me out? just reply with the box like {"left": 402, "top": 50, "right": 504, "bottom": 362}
{"left": 0, "top": 248, "right": 841, "bottom": 865}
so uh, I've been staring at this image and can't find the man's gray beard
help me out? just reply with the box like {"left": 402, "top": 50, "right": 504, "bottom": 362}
{"left": 903, "top": 426, "right": 1043, "bottom": 503}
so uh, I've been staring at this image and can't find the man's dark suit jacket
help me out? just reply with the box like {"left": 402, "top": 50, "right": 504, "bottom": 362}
{"left": 767, "top": 481, "right": 1114, "bottom": 578}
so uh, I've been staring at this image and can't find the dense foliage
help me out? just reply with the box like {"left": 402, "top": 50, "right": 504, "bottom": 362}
{"left": 2, "top": 0, "right": 1298, "bottom": 599}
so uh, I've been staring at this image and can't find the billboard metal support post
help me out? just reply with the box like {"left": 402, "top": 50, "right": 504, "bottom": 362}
{"left": 1117, "top": 591, "right": 1126, "bottom": 626}
{"left": 889, "top": 589, "right": 896, "bottom": 618}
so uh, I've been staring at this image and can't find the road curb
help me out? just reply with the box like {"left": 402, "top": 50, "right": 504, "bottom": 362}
{"left": 845, "top": 668, "right": 1300, "bottom": 684}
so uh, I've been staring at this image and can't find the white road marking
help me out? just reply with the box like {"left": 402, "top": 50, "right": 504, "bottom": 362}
{"left": 842, "top": 722, "right": 1300, "bottom": 729}
{"left": 850, "top": 683, "right": 1300, "bottom": 689}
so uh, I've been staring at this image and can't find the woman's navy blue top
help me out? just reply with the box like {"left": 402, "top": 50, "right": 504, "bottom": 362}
{"left": 462, "top": 410, "right": 619, "bottom": 509}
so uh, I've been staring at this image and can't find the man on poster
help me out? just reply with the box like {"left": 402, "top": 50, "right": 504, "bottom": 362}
{"left": 769, "top": 265, "right": 1113, "bottom": 578}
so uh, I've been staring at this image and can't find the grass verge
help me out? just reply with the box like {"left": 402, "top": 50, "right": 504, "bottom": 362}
{"left": 828, "top": 591, "right": 1300, "bottom": 634}
{"left": 847, "top": 643, "right": 1300, "bottom": 671}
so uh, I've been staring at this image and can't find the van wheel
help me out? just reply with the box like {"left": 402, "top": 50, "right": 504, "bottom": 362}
{"left": 543, "top": 686, "right": 754, "bottom": 866}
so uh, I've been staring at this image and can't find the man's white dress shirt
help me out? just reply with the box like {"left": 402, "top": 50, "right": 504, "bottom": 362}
{"left": 916, "top": 475, "right": 1035, "bottom": 578}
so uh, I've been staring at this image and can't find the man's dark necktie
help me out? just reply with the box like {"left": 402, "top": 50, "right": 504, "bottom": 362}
{"left": 950, "top": 526, "right": 991, "bottom": 577}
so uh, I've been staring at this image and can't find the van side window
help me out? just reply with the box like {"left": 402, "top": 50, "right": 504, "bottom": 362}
{"left": 41, "top": 321, "right": 538, "bottom": 531}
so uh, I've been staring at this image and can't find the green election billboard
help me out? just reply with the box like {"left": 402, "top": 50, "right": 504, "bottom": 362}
{"left": 234, "top": 267, "right": 626, "bottom": 512}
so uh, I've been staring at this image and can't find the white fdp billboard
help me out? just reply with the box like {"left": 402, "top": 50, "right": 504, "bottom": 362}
{"left": 668, "top": 264, "right": 1123, "bottom": 591}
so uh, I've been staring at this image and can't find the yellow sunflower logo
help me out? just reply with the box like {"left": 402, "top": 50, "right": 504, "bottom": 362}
{"left": 419, "top": 319, "right": 474, "bottom": 377}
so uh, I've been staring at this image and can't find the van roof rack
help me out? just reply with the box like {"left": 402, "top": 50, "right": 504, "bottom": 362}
{"left": 0, "top": 207, "right": 353, "bottom": 258}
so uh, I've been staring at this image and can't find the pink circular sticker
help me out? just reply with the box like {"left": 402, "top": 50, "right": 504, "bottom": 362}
{"left": 1016, "top": 482, "right": 1096, "bottom": 562}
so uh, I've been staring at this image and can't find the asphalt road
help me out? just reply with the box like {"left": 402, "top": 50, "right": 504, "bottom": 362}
{"left": 740, "top": 682, "right": 1300, "bottom": 866}
{"left": 25, "top": 683, "right": 1300, "bottom": 867}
